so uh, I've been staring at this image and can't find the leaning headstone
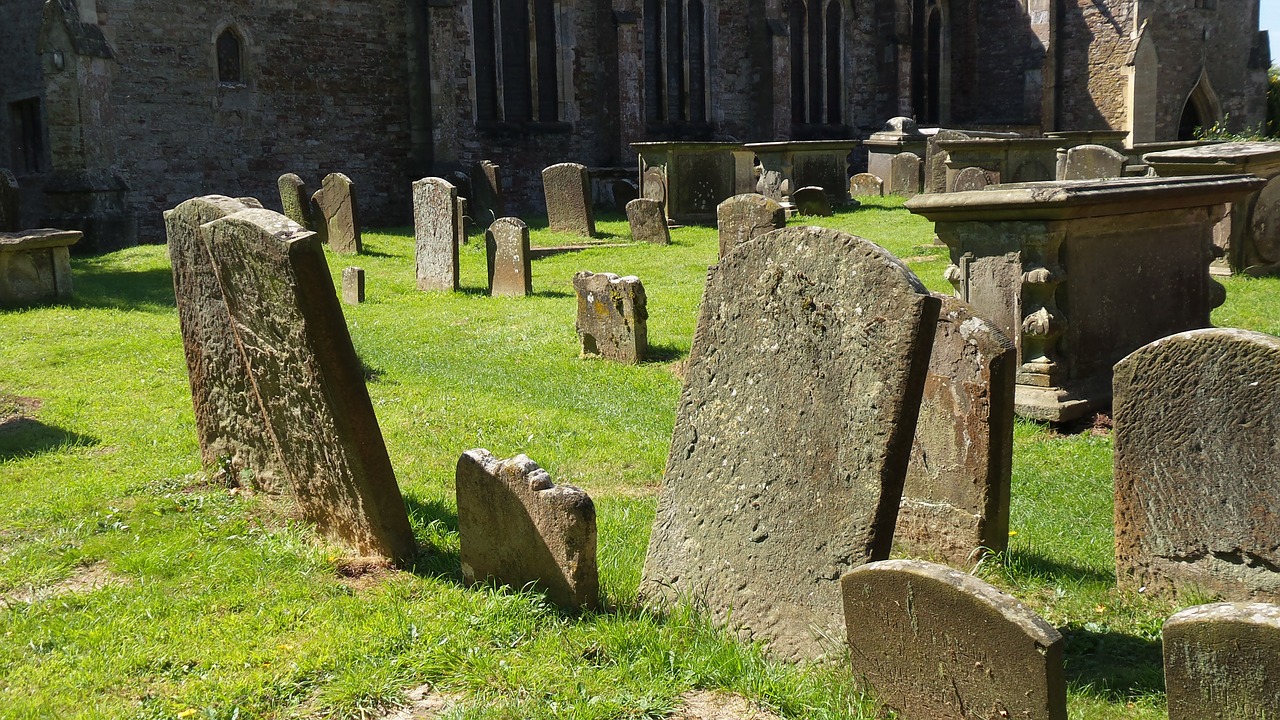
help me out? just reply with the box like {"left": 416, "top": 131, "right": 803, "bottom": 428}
{"left": 1164, "top": 602, "right": 1280, "bottom": 720}
{"left": 849, "top": 173, "right": 884, "bottom": 198}
{"left": 842, "top": 560, "right": 1067, "bottom": 720}
{"left": 952, "top": 166, "right": 992, "bottom": 192}
{"left": 456, "top": 449, "right": 599, "bottom": 611}
{"left": 715, "top": 193, "right": 785, "bottom": 259}
{"left": 1060, "top": 144, "right": 1127, "bottom": 181}
{"left": 642, "top": 226, "right": 941, "bottom": 661}
{"left": 470, "top": 160, "right": 504, "bottom": 229}
{"left": 342, "top": 267, "right": 364, "bottom": 305}
{"left": 792, "top": 186, "right": 834, "bottom": 216}
{"left": 543, "top": 163, "right": 596, "bottom": 237}
{"left": 889, "top": 152, "right": 922, "bottom": 197}
{"left": 277, "top": 174, "right": 311, "bottom": 229}
{"left": 310, "top": 172, "right": 362, "bottom": 254}
{"left": 1114, "top": 328, "right": 1280, "bottom": 601}
{"left": 625, "top": 198, "right": 670, "bottom": 245}
{"left": 1, "top": 169, "right": 20, "bottom": 231}
{"left": 413, "top": 177, "right": 460, "bottom": 292}
{"left": 896, "top": 296, "right": 1015, "bottom": 568}
{"left": 485, "top": 217, "right": 532, "bottom": 297}
{"left": 199, "top": 207, "right": 416, "bottom": 561}
{"left": 572, "top": 271, "right": 647, "bottom": 364}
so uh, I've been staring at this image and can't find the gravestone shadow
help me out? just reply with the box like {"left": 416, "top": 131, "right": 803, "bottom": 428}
{"left": 402, "top": 494, "right": 463, "bottom": 580}
{"left": 642, "top": 342, "right": 685, "bottom": 363}
{"left": 70, "top": 263, "right": 176, "bottom": 312}
{"left": 1060, "top": 623, "right": 1165, "bottom": 699}
{"left": 0, "top": 417, "right": 97, "bottom": 461}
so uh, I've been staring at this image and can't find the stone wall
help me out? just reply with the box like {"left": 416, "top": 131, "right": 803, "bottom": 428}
{"left": 0, "top": 0, "right": 52, "bottom": 227}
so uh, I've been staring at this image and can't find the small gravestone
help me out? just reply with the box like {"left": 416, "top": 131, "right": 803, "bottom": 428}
{"left": 485, "top": 217, "right": 531, "bottom": 297}
{"left": 625, "top": 198, "right": 670, "bottom": 245}
{"left": 310, "top": 172, "right": 362, "bottom": 254}
{"left": 456, "top": 449, "right": 599, "bottom": 611}
{"left": 642, "top": 226, "right": 940, "bottom": 661}
{"left": 413, "top": 177, "right": 459, "bottom": 292}
{"left": 199, "top": 207, "right": 416, "bottom": 561}
{"left": 470, "top": 160, "right": 504, "bottom": 229}
{"left": 277, "top": 174, "right": 312, "bottom": 229}
{"left": 1164, "top": 602, "right": 1280, "bottom": 720}
{"left": 1114, "top": 328, "right": 1280, "bottom": 601}
{"left": 573, "top": 271, "right": 647, "bottom": 364}
{"left": 926, "top": 130, "right": 971, "bottom": 193}
{"left": 1, "top": 169, "right": 20, "bottom": 231}
{"left": 842, "top": 560, "right": 1067, "bottom": 720}
{"left": 1060, "top": 144, "right": 1127, "bottom": 181}
{"left": 889, "top": 152, "right": 922, "bottom": 197}
{"left": 792, "top": 186, "right": 834, "bottom": 216}
{"left": 849, "top": 173, "right": 884, "bottom": 198}
{"left": 543, "top": 163, "right": 596, "bottom": 237}
{"left": 716, "top": 194, "right": 785, "bottom": 259}
{"left": 897, "top": 296, "right": 1015, "bottom": 568}
{"left": 953, "top": 166, "right": 993, "bottom": 192}
{"left": 342, "top": 267, "right": 364, "bottom": 304}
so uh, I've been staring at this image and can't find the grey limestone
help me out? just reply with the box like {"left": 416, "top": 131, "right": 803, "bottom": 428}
{"left": 625, "top": 198, "right": 670, "bottom": 245}
{"left": 543, "top": 163, "right": 596, "bottom": 237}
{"left": 413, "top": 177, "right": 460, "bottom": 292}
{"left": 485, "top": 217, "right": 532, "bottom": 297}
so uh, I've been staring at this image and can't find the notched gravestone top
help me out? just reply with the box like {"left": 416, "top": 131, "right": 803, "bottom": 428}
{"left": 456, "top": 449, "right": 599, "bottom": 611}
{"left": 1164, "top": 602, "right": 1280, "bottom": 720}
{"left": 277, "top": 173, "right": 312, "bottom": 230}
{"left": 792, "top": 186, "right": 835, "bottom": 216}
{"left": 842, "top": 559, "right": 1067, "bottom": 720}
{"left": 626, "top": 198, "right": 670, "bottom": 245}
{"left": 641, "top": 225, "right": 940, "bottom": 661}
{"left": 310, "top": 172, "right": 362, "bottom": 254}
{"left": 849, "top": 173, "right": 884, "bottom": 198}
{"left": 413, "top": 177, "right": 460, "bottom": 293}
{"left": 485, "top": 217, "right": 531, "bottom": 297}
{"left": 542, "top": 162, "right": 596, "bottom": 237}
{"left": 573, "top": 271, "right": 647, "bottom": 364}
{"left": 715, "top": 193, "right": 785, "bottom": 259}
{"left": 1114, "top": 328, "right": 1280, "bottom": 602}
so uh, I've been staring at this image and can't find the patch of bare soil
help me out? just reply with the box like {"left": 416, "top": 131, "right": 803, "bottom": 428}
{"left": 335, "top": 555, "right": 397, "bottom": 591}
{"left": 379, "top": 686, "right": 463, "bottom": 719}
{"left": 0, "top": 561, "right": 125, "bottom": 608}
{"left": 0, "top": 394, "right": 41, "bottom": 427}
{"left": 669, "top": 691, "right": 785, "bottom": 720}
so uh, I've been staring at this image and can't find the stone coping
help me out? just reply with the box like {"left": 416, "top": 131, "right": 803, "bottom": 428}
{"left": 1143, "top": 141, "right": 1280, "bottom": 169}
{"left": 1043, "top": 130, "right": 1130, "bottom": 146}
{"left": 743, "top": 140, "right": 861, "bottom": 152}
{"left": 936, "top": 137, "right": 1068, "bottom": 152}
{"left": 905, "top": 175, "right": 1267, "bottom": 222}
{"left": 631, "top": 141, "right": 746, "bottom": 152}
{"left": 0, "top": 229, "right": 83, "bottom": 251}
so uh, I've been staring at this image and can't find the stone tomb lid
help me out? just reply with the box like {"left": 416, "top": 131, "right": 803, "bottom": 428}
{"left": 905, "top": 174, "right": 1267, "bottom": 222}
{"left": 1143, "top": 141, "right": 1280, "bottom": 174}
{"left": 743, "top": 140, "right": 861, "bottom": 151}
{"left": 935, "top": 137, "right": 1066, "bottom": 152}
{"left": 0, "top": 229, "right": 83, "bottom": 251}
{"left": 630, "top": 141, "right": 746, "bottom": 152}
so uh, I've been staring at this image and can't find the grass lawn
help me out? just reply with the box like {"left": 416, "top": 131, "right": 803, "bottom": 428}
{"left": 1, "top": 196, "right": 1276, "bottom": 719}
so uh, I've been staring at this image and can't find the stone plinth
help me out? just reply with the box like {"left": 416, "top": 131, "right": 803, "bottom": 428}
{"left": 632, "top": 142, "right": 755, "bottom": 224}
{"left": 1144, "top": 142, "right": 1280, "bottom": 276}
{"left": 743, "top": 140, "right": 858, "bottom": 207}
{"left": 906, "top": 175, "right": 1266, "bottom": 421}
{"left": 0, "top": 229, "right": 80, "bottom": 307}
{"left": 939, "top": 138, "right": 1063, "bottom": 191}
{"left": 863, "top": 118, "right": 929, "bottom": 194}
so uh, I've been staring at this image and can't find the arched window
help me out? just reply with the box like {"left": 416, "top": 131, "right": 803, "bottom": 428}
{"left": 790, "top": 0, "right": 843, "bottom": 129}
{"left": 216, "top": 28, "right": 243, "bottom": 84}
{"left": 472, "top": 0, "right": 560, "bottom": 124}
{"left": 910, "top": 0, "right": 944, "bottom": 124}
{"left": 643, "top": 0, "right": 709, "bottom": 127}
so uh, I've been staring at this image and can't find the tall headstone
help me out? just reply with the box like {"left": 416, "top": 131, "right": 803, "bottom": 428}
{"left": 277, "top": 173, "right": 312, "bottom": 230}
{"left": 792, "top": 186, "right": 834, "bottom": 216}
{"left": 715, "top": 194, "right": 785, "bottom": 259}
{"left": 849, "top": 173, "right": 884, "bottom": 198}
{"left": 1164, "top": 602, "right": 1280, "bottom": 720}
{"left": 1059, "top": 144, "right": 1128, "bottom": 181}
{"left": 572, "top": 271, "right": 647, "bottom": 364}
{"left": 896, "top": 297, "right": 1015, "bottom": 568}
{"left": 342, "top": 266, "right": 364, "bottom": 305}
{"left": 1114, "top": 328, "right": 1280, "bottom": 601}
{"left": 642, "top": 226, "right": 940, "bottom": 661}
{"left": 842, "top": 560, "right": 1068, "bottom": 720}
{"left": 199, "top": 207, "right": 416, "bottom": 561}
{"left": 456, "top": 449, "right": 599, "bottom": 611}
{"left": 485, "top": 217, "right": 532, "bottom": 297}
{"left": 889, "top": 153, "right": 922, "bottom": 197}
{"left": 625, "top": 198, "right": 670, "bottom": 245}
{"left": 0, "top": 169, "right": 19, "bottom": 232}
{"left": 542, "top": 163, "right": 596, "bottom": 237}
{"left": 310, "top": 172, "right": 362, "bottom": 254}
{"left": 470, "top": 160, "right": 505, "bottom": 229}
{"left": 413, "top": 177, "right": 460, "bottom": 292}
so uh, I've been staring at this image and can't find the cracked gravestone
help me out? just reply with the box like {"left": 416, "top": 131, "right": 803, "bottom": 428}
{"left": 310, "top": 172, "right": 362, "bottom": 253}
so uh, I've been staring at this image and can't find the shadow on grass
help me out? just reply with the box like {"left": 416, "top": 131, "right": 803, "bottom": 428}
{"left": 349, "top": 248, "right": 395, "bottom": 259}
{"left": 1061, "top": 623, "right": 1165, "bottom": 700}
{"left": 643, "top": 343, "right": 686, "bottom": 363}
{"left": 1003, "top": 547, "right": 1114, "bottom": 586}
{"left": 71, "top": 264, "right": 176, "bottom": 311}
{"left": 0, "top": 417, "right": 98, "bottom": 462}
{"left": 404, "top": 495, "right": 463, "bottom": 580}
{"left": 532, "top": 289, "right": 573, "bottom": 299}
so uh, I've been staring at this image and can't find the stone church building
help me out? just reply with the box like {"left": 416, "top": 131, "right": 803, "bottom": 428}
{"left": 0, "top": 0, "right": 1270, "bottom": 247}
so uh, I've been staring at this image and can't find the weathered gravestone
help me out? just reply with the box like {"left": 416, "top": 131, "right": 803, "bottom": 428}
{"left": 485, "top": 217, "right": 531, "bottom": 297}
{"left": 456, "top": 449, "right": 599, "bottom": 611}
{"left": 543, "top": 163, "right": 596, "bottom": 237}
{"left": 715, "top": 193, "right": 785, "bottom": 259}
{"left": 1, "top": 169, "right": 19, "bottom": 231}
{"left": 276, "top": 173, "right": 312, "bottom": 229}
{"left": 626, "top": 198, "right": 670, "bottom": 245}
{"left": 310, "top": 172, "right": 362, "bottom": 254}
{"left": 952, "top": 166, "right": 993, "bottom": 192}
{"left": 0, "top": 229, "right": 80, "bottom": 308}
{"left": 896, "top": 296, "right": 1015, "bottom": 568}
{"left": 842, "top": 560, "right": 1067, "bottom": 720}
{"left": 197, "top": 207, "right": 416, "bottom": 561}
{"left": 926, "top": 130, "right": 972, "bottom": 193}
{"left": 1059, "top": 144, "right": 1127, "bottom": 180}
{"left": 470, "top": 160, "right": 504, "bottom": 229}
{"left": 413, "top": 177, "right": 459, "bottom": 292}
{"left": 1114, "top": 328, "right": 1280, "bottom": 601}
{"left": 236, "top": 197, "right": 265, "bottom": 209}
{"left": 849, "top": 173, "right": 884, "bottom": 198}
{"left": 572, "top": 271, "right": 647, "bottom": 364}
{"left": 342, "top": 266, "right": 364, "bottom": 305}
{"left": 642, "top": 226, "right": 940, "bottom": 661}
{"left": 792, "top": 186, "right": 834, "bottom": 216}
{"left": 1164, "top": 602, "right": 1280, "bottom": 720}
{"left": 889, "top": 152, "right": 922, "bottom": 197}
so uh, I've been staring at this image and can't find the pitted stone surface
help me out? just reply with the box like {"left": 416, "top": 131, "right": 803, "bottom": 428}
{"left": 543, "top": 163, "right": 596, "bottom": 237}
{"left": 456, "top": 449, "right": 599, "bottom": 611}
{"left": 889, "top": 153, "right": 922, "bottom": 197}
{"left": 0, "top": 169, "right": 18, "bottom": 232}
{"left": 470, "top": 160, "right": 504, "bottom": 229}
{"left": 1164, "top": 602, "right": 1280, "bottom": 720}
{"left": 573, "top": 271, "right": 647, "bottom": 364}
{"left": 413, "top": 177, "right": 459, "bottom": 292}
{"left": 953, "top": 166, "right": 992, "bottom": 191}
{"left": 842, "top": 560, "right": 1067, "bottom": 720}
{"left": 310, "top": 173, "right": 362, "bottom": 254}
{"left": 1114, "top": 328, "right": 1280, "bottom": 601}
{"left": 715, "top": 194, "right": 785, "bottom": 259}
{"left": 1061, "top": 144, "right": 1127, "bottom": 180}
{"left": 626, "top": 198, "right": 670, "bottom": 245}
{"left": 277, "top": 173, "right": 311, "bottom": 229}
{"left": 897, "top": 296, "right": 1015, "bottom": 568}
{"left": 849, "top": 173, "right": 884, "bottom": 197}
{"left": 792, "top": 186, "right": 833, "bottom": 216}
{"left": 200, "top": 207, "right": 415, "bottom": 561}
{"left": 342, "top": 266, "right": 364, "bottom": 304}
{"left": 641, "top": 225, "right": 940, "bottom": 661}
{"left": 485, "top": 217, "right": 531, "bottom": 297}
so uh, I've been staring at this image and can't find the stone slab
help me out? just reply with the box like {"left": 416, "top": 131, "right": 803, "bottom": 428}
{"left": 716, "top": 194, "right": 785, "bottom": 259}
{"left": 1060, "top": 144, "right": 1127, "bottom": 181}
{"left": 573, "top": 271, "right": 647, "bottom": 364}
{"left": 485, "top": 217, "right": 531, "bottom": 297}
{"left": 1164, "top": 602, "right": 1280, "bottom": 720}
{"left": 889, "top": 153, "right": 922, "bottom": 197}
{"left": 277, "top": 173, "right": 311, "bottom": 230}
{"left": 413, "top": 177, "right": 459, "bottom": 292}
{"left": 543, "top": 163, "right": 596, "bottom": 237}
{"left": 342, "top": 266, "right": 364, "bottom": 304}
{"left": 626, "top": 198, "right": 670, "bottom": 245}
{"left": 849, "top": 173, "right": 884, "bottom": 198}
{"left": 470, "top": 160, "right": 505, "bottom": 229}
{"left": 310, "top": 172, "right": 362, "bottom": 254}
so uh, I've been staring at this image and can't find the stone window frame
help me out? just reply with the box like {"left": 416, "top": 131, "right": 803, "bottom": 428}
{"left": 910, "top": 0, "right": 948, "bottom": 125}
{"left": 471, "top": 0, "right": 572, "bottom": 132}
{"left": 211, "top": 22, "right": 251, "bottom": 88}
{"left": 7, "top": 96, "right": 46, "bottom": 176}
{"left": 642, "top": 0, "right": 713, "bottom": 135}
{"left": 788, "top": 0, "right": 848, "bottom": 132}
